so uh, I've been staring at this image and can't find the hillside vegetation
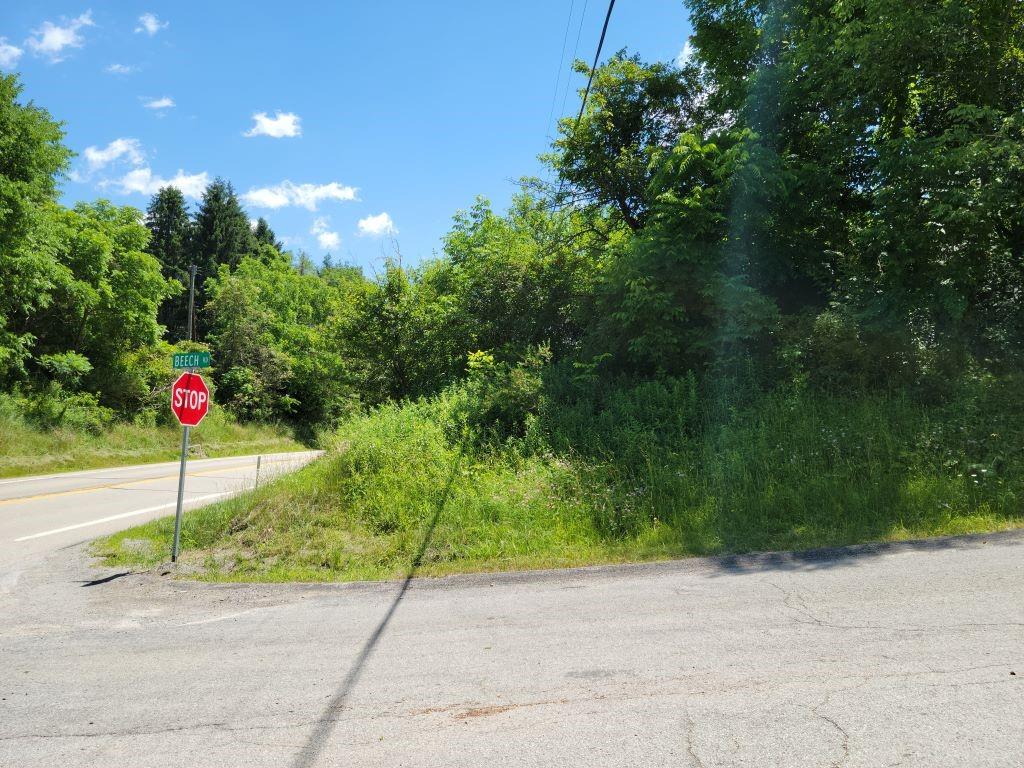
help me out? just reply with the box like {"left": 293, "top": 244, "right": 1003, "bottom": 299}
{"left": 97, "top": 369, "right": 1023, "bottom": 581}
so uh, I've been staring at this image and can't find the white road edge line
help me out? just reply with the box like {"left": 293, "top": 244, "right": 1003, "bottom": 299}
{"left": 13, "top": 492, "right": 235, "bottom": 542}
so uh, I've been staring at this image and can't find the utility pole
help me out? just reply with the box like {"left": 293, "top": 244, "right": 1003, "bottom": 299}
{"left": 186, "top": 263, "right": 197, "bottom": 342}
{"left": 171, "top": 264, "right": 198, "bottom": 563}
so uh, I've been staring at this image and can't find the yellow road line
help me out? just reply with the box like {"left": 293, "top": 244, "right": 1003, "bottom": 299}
{"left": 0, "top": 458, "right": 306, "bottom": 507}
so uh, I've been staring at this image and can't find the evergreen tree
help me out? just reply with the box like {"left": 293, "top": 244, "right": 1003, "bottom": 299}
{"left": 189, "top": 178, "right": 256, "bottom": 336}
{"left": 253, "top": 217, "right": 282, "bottom": 251}
{"left": 144, "top": 187, "right": 191, "bottom": 340}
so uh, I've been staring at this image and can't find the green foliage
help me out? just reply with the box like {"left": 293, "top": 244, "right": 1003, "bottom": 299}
{"left": 548, "top": 51, "right": 705, "bottom": 231}
{"left": 442, "top": 194, "right": 603, "bottom": 360}
{"left": 593, "top": 130, "right": 777, "bottom": 374}
{"left": 331, "top": 262, "right": 448, "bottom": 405}
{"left": 448, "top": 346, "right": 551, "bottom": 446}
{"left": 205, "top": 253, "right": 360, "bottom": 434}
{"left": 685, "top": 0, "right": 1024, "bottom": 379}
{"left": 97, "top": 375, "right": 1024, "bottom": 581}
{"left": 41, "top": 201, "right": 177, "bottom": 411}
{"left": 39, "top": 351, "right": 92, "bottom": 387}
{"left": 188, "top": 178, "right": 257, "bottom": 335}
{"left": 0, "top": 74, "right": 73, "bottom": 383}
{"left": 145, "top": 186, "right": 191, "bottom": 339}
{"left": 252, "top": 217, "right": 282, "bottom": 251}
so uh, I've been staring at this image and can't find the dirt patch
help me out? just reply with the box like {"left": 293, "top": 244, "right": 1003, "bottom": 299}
{"left": 456, "top": 704, "right": 518, "bottom": 719}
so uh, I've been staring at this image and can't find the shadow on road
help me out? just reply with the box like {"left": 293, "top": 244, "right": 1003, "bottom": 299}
{"left": 704, "top": 529, "right": 1022, "bottom": 578}
{"left": 290, "top": 456, "right": 461, "bottom": 768}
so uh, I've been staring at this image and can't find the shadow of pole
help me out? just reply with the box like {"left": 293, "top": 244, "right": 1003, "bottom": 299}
{"left": 290, "top": 453, "right": 462, "bottom": 768}
{"left": 78, "top": 571, "right": 132, "bottom": 587}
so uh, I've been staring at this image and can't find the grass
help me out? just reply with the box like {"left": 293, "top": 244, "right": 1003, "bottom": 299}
{"left": 94, "top": 375, "right": 1024, "bottom": 582}
{"left": 0, "top": 409, "right": 303, "bottom": 478}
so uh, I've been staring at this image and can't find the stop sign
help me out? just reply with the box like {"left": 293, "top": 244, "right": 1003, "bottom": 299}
{"left": 170, "top": 372, "right": 210, "bottom": 427}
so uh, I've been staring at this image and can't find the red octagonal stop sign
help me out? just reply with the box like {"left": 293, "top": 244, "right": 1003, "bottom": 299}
{"left": 170, "top": 371, "right": 210, "bottom": 427}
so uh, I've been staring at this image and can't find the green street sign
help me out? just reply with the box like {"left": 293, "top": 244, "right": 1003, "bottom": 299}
{"left": 172, "top": 351, "right": 211, "bottom": 369}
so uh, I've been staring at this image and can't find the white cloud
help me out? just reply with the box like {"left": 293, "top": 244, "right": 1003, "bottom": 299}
{"left": 0, "top": 39, "right": 23, "bottom": 69}
{"left": 110, "top": 167, "right": 209, "bottom": 199}
{"left": 243, "top": 111, "right": 302, "bottom": 138}
{"left": 143, "top": 96, "right": 175, "bottom": 110}
{"left": 241, "top": 181, "right": 358, "bottom": 211}
{"left": 310, "top": 217, "right": 340, "bottom": 251}
{"left": 105, "top": 63, "right": 135, "bottom": 74}
{"left": 27, "top": 11, "right": 94, "bottom": 62}
{"left": 357, "top": 212, "right": 396, "bottom": 237}
{"left": 83, "top": 138, "right": 145, "bottom": 171}
{"left": 676, "top": 40, "right": 695, "bottom": 67}
{"left": 135, "top": 13, "right": 168, "bottom": 36}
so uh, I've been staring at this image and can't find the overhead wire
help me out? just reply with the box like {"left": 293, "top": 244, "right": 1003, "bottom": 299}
{"left": 553, "top": 0, "right": 616, "bottom": 203}
{"left": 559, "top": 0, "right": 591, "bottom": 121}
{"left": 545, "top": 0, "right": 578, "bottom": 141}
{"left": 574, "top": 0, "right": 616, "bottom": 126}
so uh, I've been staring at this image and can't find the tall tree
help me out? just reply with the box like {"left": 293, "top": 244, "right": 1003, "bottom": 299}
{"left": 38, "top": 202, "right": 176, "bottom": 412}
{"left": 0, "top": 73, "right": 73, "bottom": 385}
{"left": 253, "top": 217, "right": 282, "bottom": 251}
{"left": 548, "top": 51, "right": 706, "bottom": 232}
{"left": 189, "top": 178, "right": 256, "bottom": 336}
{"left": 687, "top": 0, "right": 1024, "bottom": 369}
{"left": 144, "top": 187, "right": 190, "bottom": 340}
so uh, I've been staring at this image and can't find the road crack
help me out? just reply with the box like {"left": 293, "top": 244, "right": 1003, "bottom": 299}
{"left": 684, "top": 711, "right": 706, "bottom": 768}
{"left": 764, "top": 580, "right": 1024, "bottom": 632}
{"left": 810, "top": 691, "right": 850, "bottom": 767}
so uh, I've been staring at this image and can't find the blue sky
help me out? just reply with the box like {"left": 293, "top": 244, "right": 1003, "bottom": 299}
{"left": 2, "top": 2, "right": 691, "bottom": 271}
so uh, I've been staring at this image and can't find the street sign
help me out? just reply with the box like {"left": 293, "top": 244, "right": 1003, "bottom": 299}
{"left": 170, "top": 372, "right": 210, "bottom": 427}
{"left": 172, "top": 351, "right": 211, "bottom": 369}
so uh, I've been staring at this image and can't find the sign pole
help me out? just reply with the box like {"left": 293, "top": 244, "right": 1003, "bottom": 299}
{"left": 171, "top": 424, "right": 190, "bottom": 562}
{"left": 186, "top": 263, "right": 197, "bottom": 342}
{"left": 171, "top": 265, "right": 198, "bottom": 564}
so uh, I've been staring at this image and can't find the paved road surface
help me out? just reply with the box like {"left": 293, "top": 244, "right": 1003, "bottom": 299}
{"left": 0, "top": 451, "right": 321, "bottom": 571}
{"left": 1, "top": 513, "right": 1021, "bottom": 766}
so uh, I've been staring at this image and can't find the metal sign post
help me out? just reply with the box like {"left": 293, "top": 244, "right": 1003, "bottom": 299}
{"left": 171, "top": 423, "right": 190, "bottom": 562}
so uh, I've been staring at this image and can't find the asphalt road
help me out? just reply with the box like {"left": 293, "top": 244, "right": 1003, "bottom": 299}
{"left": 0, "top": 451, "right": 321, "bottom": 571}
{"left": 1, "top": 511, "right": 1021, "bottom": 766}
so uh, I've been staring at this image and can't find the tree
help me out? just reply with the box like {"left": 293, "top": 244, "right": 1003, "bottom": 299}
{"left": 28, "top": 201, "right": 176, "bottom": 413}
{"left": 253, "top": 217, "right": 282, "bottom": 251}
{"left": 686, "top": 0, "right": 1024, "bottom": 376}
{"left": 189, "top": 178, "right": 257, "bottom": 336}
{"left": 144, "top": 187, "right": 190, "bottom": 340}
{"left": 441, "top": 193, "right": 603, "bottom": 361}
{"left": 0, "top": 73, "right": 73, "bottom": 384}
{"left": 548, "top": 51, "right": 706, "bottom": 232}
{"left": 593, "top": 131, "right": 776, "bottom": 375}
{"left": 205, "top": 253, "right": 360, "bottom": 433}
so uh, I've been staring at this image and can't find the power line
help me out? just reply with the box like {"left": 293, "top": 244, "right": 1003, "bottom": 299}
{"left": 545, "top": 0, "right": 577, "bottom": 140}
{"left": 575, "top": 0, "right": 616, "bottom": 126}
{"left": 559, "top": 0, "right": 590, "bottom": 122}
{"left": 551, "top": 0, "right": 614, "bottom": 204}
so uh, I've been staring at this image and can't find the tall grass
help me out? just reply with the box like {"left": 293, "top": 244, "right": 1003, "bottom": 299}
{"left": 96, "top": 372, "right": 1024, "bottom": 581}
{"left": 0, "top": 406, "right": 302, "bottom": 477}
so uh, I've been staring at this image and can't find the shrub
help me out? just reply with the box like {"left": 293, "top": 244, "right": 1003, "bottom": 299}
{"left": 447, "top": 345, "right": 551, "bottom": 446}
{"left": 24, "top": 386, "right": 114, "bottom": 433}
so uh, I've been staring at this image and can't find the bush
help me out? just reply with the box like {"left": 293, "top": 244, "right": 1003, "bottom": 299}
{"left": 24, "top": 386, "right": 114, "bottom": 434}
{"left": 447, "top": 345, "right": 550, "bottom": 447}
